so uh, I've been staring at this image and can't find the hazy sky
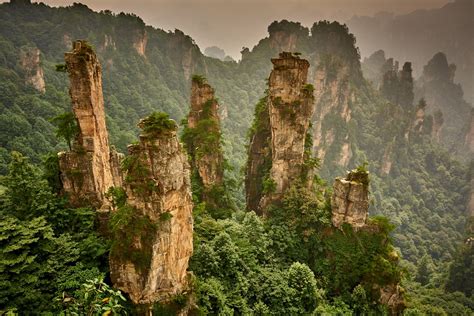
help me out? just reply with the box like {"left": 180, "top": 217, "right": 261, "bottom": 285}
{"left": 21, "top": 0, "right": 450, "bottom": 59}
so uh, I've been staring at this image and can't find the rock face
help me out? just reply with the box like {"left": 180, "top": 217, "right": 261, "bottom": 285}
{"left": 378, "top": 284, "right": 406, "bottom": 315}
{"left": 416, "top": 52, "right": 472, "bottom": 156}
{"left": 380, "top": 61, "right": 414, "bottom": 109}
{"left": 19, "top": 46, "right": 45, "bottom": 93}
{"left": 109, "top": 116, "right": 193, "bottom": 306}
{"left": 331, "top": 169, "right": 369, "bottom": 229}
{"left": 58, "top": 40, "right": 121, "bottom": 208}
{"left": 133, "top": 29, "right": 147, "bottom": 57}
{"left": 188, "top": 80, "right": 224, "bottom": 189}
{"left": 260, "top": 52, "right": 315, "bottom": 209}
{"left": 268, "top": 21, "right": 308, "bottom": 53}
{"left": 246, "top": 52, "right": 314, "bottom": 212}
{"left": 311, "top": 58, "right": 352, "bottom": 167}
{"left": 245, "top": 98, "right": 271, "bottom": 214}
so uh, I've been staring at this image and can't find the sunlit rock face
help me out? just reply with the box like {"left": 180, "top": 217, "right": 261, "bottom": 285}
{"left": 133, "top": 29, "right": 147, "bottom": 57}
{"left": 19, "top": 46, "right": 45, "bottom": 93}
{"left": 331, "top": 169, "right": 369, "bottom": 229}
{"left": 109, "top": 119, "right": 193, "bottom": 306}
{"left": 187, "top": 79, "right": 224, "bottom": 189}
{"left": 259, "top": 52, "right": 315, "bottom": 210}
{"left": 58, "top": 40, "right": 121, "bottom": 208}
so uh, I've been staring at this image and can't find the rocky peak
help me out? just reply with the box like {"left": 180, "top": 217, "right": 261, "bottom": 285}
{"left": 267, "top": 20, "right": 308, "bottom": 52}
{"left": 187, "top": 76, "right": 224, "bottom": 190}
{"left": 381, "top": 60, "right": 414, "bottom": 108}
{"left": 331, "top": 168, "right": 369, "bottom": 229}
{"left": 110, "top": 112, "right": 193, "bottom": 307}
{"left": 260, "top": 52, "right": 315, "bottom": 209}
{"left": 19, "top": 46, "right": 45, "bottom": 93}
{"left": 58, "top": 40, "right": 121, "bottom": 208}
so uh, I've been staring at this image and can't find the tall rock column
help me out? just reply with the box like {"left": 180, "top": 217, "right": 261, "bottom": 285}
{"left": 184, "top": 76, "right": 225, "bottom": 209}
{"left": 260, "top": 52, "right": 315, "bottom": 209}
{"left": 110, "top": 113, "right": 193, "bottom": 306}
{"left": 187, "top": 77, "right": 224, "bottom": 186}
{"left": 245, "top": 97, "right": 272, "bottom": 214}
{"left": 19, "top": 46, "right": 45, "bottom": 93}
{"left": 58, "top": 40, "right": 121, "bottom": 208}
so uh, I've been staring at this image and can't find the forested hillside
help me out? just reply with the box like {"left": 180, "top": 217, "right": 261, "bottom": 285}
{"left": 0, "top": 0, "right": 472, "bottom": 314}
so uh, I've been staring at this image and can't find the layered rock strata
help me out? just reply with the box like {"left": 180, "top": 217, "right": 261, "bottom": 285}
{"left": 257, "top": 52, "right": 315, "bottom": 211}
{"left": 58, "top": 40, "right": 121, "bottom": 208}
{"left": 331, "top": 169, "right": 369, "bottom": 229}
{"left": 266, "top": 53, "right": 314, "bottom": 197}
{"left": 109, "top": 115, "right": 193, "bottom": 306}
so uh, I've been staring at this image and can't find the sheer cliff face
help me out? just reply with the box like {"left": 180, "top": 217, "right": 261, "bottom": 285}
{"left": 262, "top": 52, "right": 315, "bottom": 207}
{"left": 19, "top": 46, "right": 45, "bottom": 93}
{"left": 245, "top": 98, "right": 271, "bottom": 214}
{"left": 311, "top": 60, "right": 352, "bottom": 167}
{"left": 59, "top": 40, "right": 121, "bottom": 208}
{"left": 187, "top": 79, "right": 224, "bottom": 189}
{"left": 110, "top": 121, "right": 193, "bottom": 305}
{"left": 133, "top": 29, "right": 147, "bottom": 57}
{"left": 331, "top": 170, "right": 369, "bottom": 229}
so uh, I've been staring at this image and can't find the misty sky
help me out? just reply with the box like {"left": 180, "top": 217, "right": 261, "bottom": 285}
{"left": 19, "top": 0, "right": 450, "bottom": 59}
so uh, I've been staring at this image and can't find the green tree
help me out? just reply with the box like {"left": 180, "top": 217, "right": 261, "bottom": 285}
{"left": 416, "top": 254, "right": 433, "bottom": 285}
{"left": 50, "top": 112, "right": 79, "bottom": 150}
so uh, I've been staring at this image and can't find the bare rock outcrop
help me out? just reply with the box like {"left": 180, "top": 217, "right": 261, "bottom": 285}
{"left": 378, "top": 284, "right": 406, "bottom": 315}
{"left": 259, "top": 52, "right": 315, "bottom": 209}
{"left": 331, "top": 168, "right": 369, "bottom": 229}
{"left": 268, "top": 21, "right": 308, "bottom": 53}
{"left": 19, "top": 46, "right": 45, "bottom": 93}
{"left": 110, "top": 113, "right": 193, "bottom": 306}
{"left": 184, "top": 77, "right": 224, "bottom": 204}
{"left": 58, "top": 40, "right": 121, "bottom": 208}
{"left": 133, "top": 29, "right": 147, "bottom": 57}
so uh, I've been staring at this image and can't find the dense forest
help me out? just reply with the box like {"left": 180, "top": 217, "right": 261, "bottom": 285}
{"left": 0, "top": 1, "right": 472, "bottom": 315}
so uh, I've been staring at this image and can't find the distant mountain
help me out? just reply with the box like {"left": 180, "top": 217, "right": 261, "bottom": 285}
{"left": 347, "top": 0, "right": 474, "bottom": 103}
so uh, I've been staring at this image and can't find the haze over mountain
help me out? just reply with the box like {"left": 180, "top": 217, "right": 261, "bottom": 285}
{"left": 8, "top": 0, "right": 449, "bottom": 60}
{"left": 348, "top": 0, "right": 474, "bottom": 102}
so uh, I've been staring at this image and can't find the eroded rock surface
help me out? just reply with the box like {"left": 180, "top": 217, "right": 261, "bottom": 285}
{"left": 260, "top": 52, "right": 315, "bottom": 209}
{"left": 331, "top": 169, "right": 369, "bottom": 229}
{"left": 133, "top": 29, "right": 147, "bottom": 57}
{"left": 311, "top": 60, "right": 352, "bottom": 167}
{"left": 185, "top": 78, "right": 224, "bottom": 197}
{"left": 58, "top": 40, "right": 121, "bottom": 208}
{"left": 19, "top": 46, "right": 45, "bottom": 93}
{"left": 110, "top": 116, "right": 193, "bottom": 306}
{"left": 245, "top": 98, "right": 271, "bottom": 214}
